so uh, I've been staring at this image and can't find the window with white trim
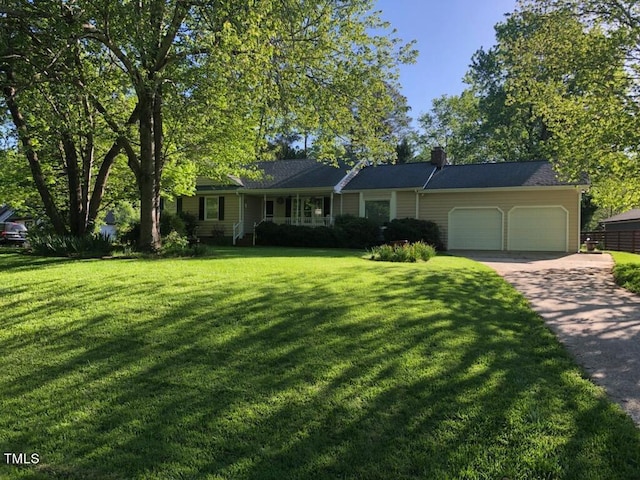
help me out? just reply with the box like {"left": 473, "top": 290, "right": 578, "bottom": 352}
{"left": 205, "top": 197, "right": 219, "bottom": 220}
{"left": 365, "top": 200, "right": 390, "bottom": 225}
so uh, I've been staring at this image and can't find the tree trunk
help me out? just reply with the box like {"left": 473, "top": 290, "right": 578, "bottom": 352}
{"left": 137, "top": 87, "right": 161, "bottom": 252}
{"left": 3, "top": 83, "right": 68, "bottom": 234}
{"left": 61, "top": 132, "right": 86, "bottom": 236}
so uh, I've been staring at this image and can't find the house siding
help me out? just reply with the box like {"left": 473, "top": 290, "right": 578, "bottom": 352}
{"left": 183, "top": 194, "right": 240, "bottom": 237}
{"left": 337, "top": 193, "right": 360, "bottom": 217}
{"left": 420, "top": 188, "right": 580, "bottom": 251}
{"left": 396, "top": 191, "right": 417, "bottom": 219}
{"left": 604, "top": 221, "right": 640, "bottom": 232}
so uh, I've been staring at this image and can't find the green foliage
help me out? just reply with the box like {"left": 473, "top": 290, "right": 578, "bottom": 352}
{"left": 160, "top": 212, "right": 186, "bottom": 237}
{"left": 369, "top": 241, "right": 436, "bottom": 263}
{"left": 255, "top": 222, "right": 342, "bottom": 248}
{"left": 3, "top": 1, "right": 416, "bottom": 250}
{"left": 417, "top": 91, "right": 489, "bottom": 163}
{"left": 255, "top": 215, "right": 382, "bottom": 249}
{"left": 160, "top": 231, "right": 191, "bottom": 256}
{"left": 333, "top": 214, "right": 381, "bottom": 249}
{"left": 178, "top": 211, "right": 199, "bottom": 239}
{"left": 611, "top": 252, "right": 640, "bottom": 294}
{"left": 612, "top": 263, "right": 640, "bottom": 294}
{"left": 112, "top": 202, "right": 140, "bottom": 236}
{"left": 503, "top": 2, "right": 640, "bottom": 210}
{"left": 29, "top": 233, "right": 114, "bottom": 258}
{"left": 383, "top": 218, "right": 444, "bottom": 250}
{"left": 395, "top": 137, "right": 414, "bottom": 164}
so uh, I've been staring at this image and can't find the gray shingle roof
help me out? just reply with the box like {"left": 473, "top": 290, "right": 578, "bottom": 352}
{"left": 342, "top": 163, "right": 436, "bottom": 190}
{"left": 601, "top": 209, "right": 640, "bottom": 224}
{"left": 195, "top": 159, "right": 583, "bottom": 193}
{"left": 241, "top": 159, "right": 348, "bottom": 189}
{"left": 424, "top": 161, "right": 574, "bottom": 190}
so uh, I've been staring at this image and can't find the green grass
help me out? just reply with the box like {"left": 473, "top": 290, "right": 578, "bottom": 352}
{"left": 1, "top": 247, "right": 640, "bottom": 479}
{"left": 609, "top": 251, "right": 640, "bottom": 294}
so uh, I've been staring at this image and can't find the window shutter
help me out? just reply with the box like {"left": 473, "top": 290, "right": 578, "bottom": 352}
{"left": 198, "top": 197, "right": 205, "bottom": 221}
{"left": 177, "top": 197, "right": 183, "bottom": 214}
{"left": 218, "top": 196, "right": 225, "bottom": 221}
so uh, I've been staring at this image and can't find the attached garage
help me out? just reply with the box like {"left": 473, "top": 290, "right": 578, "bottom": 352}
{"left": 508, "top": 206, "right": 568, "bottom": 252}
{"left": 448, "top": 207, "right": 503, "bottom": 250}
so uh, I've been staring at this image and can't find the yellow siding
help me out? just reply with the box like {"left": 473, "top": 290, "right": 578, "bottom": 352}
{"left": 181, "top": 194, "right": 240, "bottom": 238}
{"left": 419, "top": 188, "right": 581, "bottom": 251}
{"left": 338, "top": 193, "right": 360, "bottom": 216}
{"left": 396, "top": 191, "right": 417, "bottom": 219}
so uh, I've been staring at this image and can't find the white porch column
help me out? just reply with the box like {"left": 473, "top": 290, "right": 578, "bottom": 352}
{"left": 330, "top": 192, "right": 334, "bottom": 224}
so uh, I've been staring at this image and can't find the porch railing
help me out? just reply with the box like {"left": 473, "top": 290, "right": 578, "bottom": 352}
{"left": 232, "top": 222, "right": 244, "bottom": 246}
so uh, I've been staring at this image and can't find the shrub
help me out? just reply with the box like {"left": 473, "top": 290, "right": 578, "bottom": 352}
{"left": 160, "top": 231, "right": 190, "bottom": 256}
{"left": 369, "top": 241, "right": 436, "bottom": 263}
{"left": 178, "top": 212, "right": 199, "bottom": 239}
{"left": 29, "top": 233, "right": 114, "bottom": 258}
{"left": 119, "top": 221, "right": 140, "bottom": 246}
{"left": 160, "top": 212, "right": 186, "bottom": 237}
{"left": 255, "top": 222, "right": 341, "bottom": 248}
{"left": 334, "top": 215, "right": 381, "bottom": 249}
{"left": 383, "top": 218, "right": 444, "bottom": 250}
{"left": 613, "top": 263, "right": 640, "bottom": 294}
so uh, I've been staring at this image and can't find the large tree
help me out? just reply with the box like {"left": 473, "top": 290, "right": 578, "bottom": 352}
{"left": 0, "top": 4, "right": 139, "bottom": 235}
{"left": 417, "top": 11, "right": 554, "bottom": 165}
{"left": 2, "top": 1, "right": 415, "bottom": 251}
{"left": 505, "top": 0, "right": 640, "bottom": 211}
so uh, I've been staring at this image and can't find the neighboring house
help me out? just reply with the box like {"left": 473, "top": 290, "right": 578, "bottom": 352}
{"left": 168, "top": 151, "right": 587, "bottom": 252}
{"left": 99, "top": 211, "right": 118, "bottom": 240}
{"left": 0, "top": 205, "right": 33, "bottom": 227}
{"left": 600, "top": 209, "right": 640, "bottom": 232}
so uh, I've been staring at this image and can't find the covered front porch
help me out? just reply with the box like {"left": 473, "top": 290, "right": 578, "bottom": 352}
{"left": 233, "top": 192, "right": 337, "bottom": 245}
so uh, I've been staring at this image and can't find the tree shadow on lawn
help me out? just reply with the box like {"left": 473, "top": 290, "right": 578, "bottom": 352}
{"left": 1, "top": 263, "right": 640, "bottom": 479}
{"left": 0, "top": 252, "right": 77, "bottom": 273}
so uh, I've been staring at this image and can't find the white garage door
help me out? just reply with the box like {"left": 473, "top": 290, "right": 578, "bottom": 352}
{"left": 449, "top": 208, "right": 503, "bottom": 250}
{"left": 508, "top": 206, "right": 568, "bottom": 251}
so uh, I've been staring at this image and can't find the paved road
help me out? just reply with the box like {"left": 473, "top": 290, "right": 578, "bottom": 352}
{"left": 462, "top": 251, "right": 640, "bottom": 426}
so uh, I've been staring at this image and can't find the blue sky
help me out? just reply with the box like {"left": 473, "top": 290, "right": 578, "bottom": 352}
{"left": 374, "top": 0, "right": 517, "bottom": 123}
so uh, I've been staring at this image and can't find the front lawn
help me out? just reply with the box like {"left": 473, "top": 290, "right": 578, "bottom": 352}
{"left": 610, "top": 251, "right": 640, "bottom": 294}
{"left": 1, "top": 248, "right": 639, "bottom": 479}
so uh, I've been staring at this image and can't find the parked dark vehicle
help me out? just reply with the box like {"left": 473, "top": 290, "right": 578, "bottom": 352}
{"left": 0, "top": 222, "right": 28, "bottom": 245}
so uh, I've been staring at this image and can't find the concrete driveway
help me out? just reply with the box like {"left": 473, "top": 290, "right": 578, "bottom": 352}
{"left": 462, "top": 251, "right": 640, "bottom": 426}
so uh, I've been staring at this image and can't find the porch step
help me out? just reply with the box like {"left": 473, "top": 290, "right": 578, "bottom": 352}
{"left": 235, "top": 233, "right": 254, "bottom": 247}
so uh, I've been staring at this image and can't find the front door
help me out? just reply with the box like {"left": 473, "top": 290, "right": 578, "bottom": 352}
{"left": 266, "top": 200, "right": 274, "bottom": 220}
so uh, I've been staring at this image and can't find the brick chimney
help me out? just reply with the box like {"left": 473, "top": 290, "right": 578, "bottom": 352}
{"left": 430, "top": 147, "right": 447, "bottom": 169}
